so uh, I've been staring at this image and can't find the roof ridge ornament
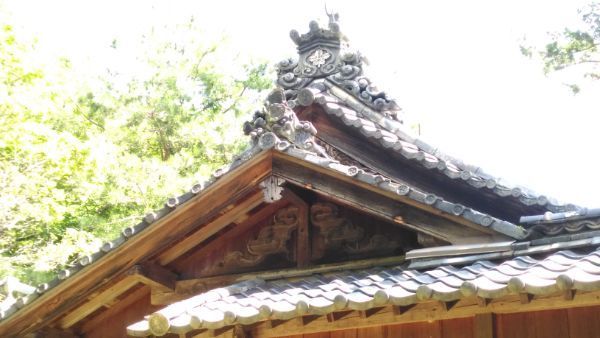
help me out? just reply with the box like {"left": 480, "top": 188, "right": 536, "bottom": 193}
{"left": 277, "top": 15, "right": 400, "bottom": 114}
{"left": 244, "top": 88, "right": 329, "bottom": 158}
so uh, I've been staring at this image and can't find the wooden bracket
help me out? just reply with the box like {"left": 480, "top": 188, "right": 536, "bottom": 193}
{"left": 234, "top": 325, "right": 247, "bottom": 338}
{"left": 477, "top": 297, "right": 490, "bottom": 307}
{"left": 130, "top": 262, "right": 178, "bottom": 292}
{"left": 519, "top": 293, "right": 533, "bottom": 304}
{"left": 564, "top": 289, "right": 575, "bottom": 301}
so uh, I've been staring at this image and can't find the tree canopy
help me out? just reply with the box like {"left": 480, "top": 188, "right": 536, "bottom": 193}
{"left": 0, "top": 16, "right": 271, "bottom": 285}
{"left": 523, "top": 2, "right": 600, "bottom": 93}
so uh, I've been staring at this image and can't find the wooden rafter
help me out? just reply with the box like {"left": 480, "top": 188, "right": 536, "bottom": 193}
{"left": 58, "top": 274, "right": 140, "bottom": 329}
{"left": 80, "top": 285, "right": 150, "bottom": 334}
{"left": 156, "top": 191, "right": 265, "bottom": 265}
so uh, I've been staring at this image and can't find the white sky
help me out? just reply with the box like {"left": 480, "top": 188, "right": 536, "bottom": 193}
{"left": 4, "top": 0, "right": 600, "bottom": 208}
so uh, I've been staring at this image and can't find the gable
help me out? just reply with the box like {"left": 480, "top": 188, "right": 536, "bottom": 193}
{"left": 1, "top": 14, "right": 592, "bottom": 338}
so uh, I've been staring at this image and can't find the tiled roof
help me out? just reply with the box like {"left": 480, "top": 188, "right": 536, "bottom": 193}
{"left": 521, "top": 209, "right": 600, "bottom": 237}
{"left": 127, "top": 246, "right": 600, "bottom": 336}
{"left": 292, "top": 80, "right": 579, "bottom": 214}
{"left": 0, "top": 137, "right": 528, "bottom": 323}
{"left": 0, "top": 87, "right": 544, "bottom": 324}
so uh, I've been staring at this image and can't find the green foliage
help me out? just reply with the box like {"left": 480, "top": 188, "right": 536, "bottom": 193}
{"left": 0, "top": 17, "right": 271, "bottom": 285}
{"left": 523, "top": 2, "right": 600, "bottom": 93}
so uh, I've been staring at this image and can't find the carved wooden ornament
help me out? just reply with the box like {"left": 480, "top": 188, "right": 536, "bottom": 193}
{"left": 259, "top": 176, "right": 285, "bottom": 203}
{"left": 225, "top": 206, "right": 299, "bottom": 267}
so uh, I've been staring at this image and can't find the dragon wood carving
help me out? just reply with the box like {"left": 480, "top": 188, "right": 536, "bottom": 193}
{"left": 224, "top": 206, "right": 299, "bottom": 267}
{"left": 223, "top": 202, "right": 403, "bottom": 269}
{"left": 310, "top": 202, "right": 398, "bottom": 260}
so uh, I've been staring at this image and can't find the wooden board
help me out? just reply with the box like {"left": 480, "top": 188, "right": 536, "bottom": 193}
{"left": 330, "top": 329, "right": 357, "bottom": 338}
{"left": 443, "top": 316, "right": 474, "bottom": 338}
{"left": 385, "top": 321, "right": 441, "bottom": 338}
{"left": 567, "top": 305, "right": 600, "bottom": 338}
{"left": 357, "top": 326, "right": 385, "bottom": 338}
{"left": 532, "top": 309, "right": 569, "bottom": 338}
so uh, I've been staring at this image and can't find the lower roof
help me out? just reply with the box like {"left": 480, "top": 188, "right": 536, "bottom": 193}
{"left": 128, "top": 243, "right": 600, "bottom": 337}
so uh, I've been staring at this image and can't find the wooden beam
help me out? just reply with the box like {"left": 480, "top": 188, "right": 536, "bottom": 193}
{"left": 131, "top": 263, "right": 177, "bottom": 292}
{"left": 58, "top": 274, "right": 139, "bottom": 329}
{"left": 1, "top": 151, "right": 273, "bottom": 336}
{"left": 152, "top": 255, "right": 405, "bottom": 305}
{"left": 157, "top": 191, "right": 265, "bottom": 265}
{"left": 25, "top": 327, "right": 79, "bottom": 338}
{"left": 282, "top": 189, "right": 310, "bottom": 268}
{"left": 473, "top": 313, "right": 494, "bottom": 338}
{"left": 250, "top": 290, "right": 600, "bottom": 338}
{"left": 272, "top": 155, "right": 491, "bottom": 244}
{"left": 80, "top": 286, "right": 150, "bottom": 335}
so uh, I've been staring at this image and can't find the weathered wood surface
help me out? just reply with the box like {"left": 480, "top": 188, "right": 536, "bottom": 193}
{"left": 85, "top": 286, "right": 158, "bottom": 338}
{"left": 173, "top": 200, "right": 290, "bottom": 279}
{"left": 0, "top": 151, "right": 273, "bottom": 337}
{"left": 283, "top": 190, "right": 310, "bottom": 268}
{"left": 58, "top": 273, "right": 140, "bottom": 329}
{"left": 272, "top": 154, "right": 497, "bottom": 244}
{"left": 156, "top": 191, "right": 265, "bottom": 265}
{"left": 132, "top": 262, "right": 177, "bottom": 292}
{"left": 442, "top": 316, "right": 473, "bottom": 338}
{"left": 566, "top": 306, "right": 600, "bottom": 338}
{"left": 79, "top": 285, "right": 150, "bottom": 335}
{"left": 60, "top": 263, "right": 175, "bottom": 329}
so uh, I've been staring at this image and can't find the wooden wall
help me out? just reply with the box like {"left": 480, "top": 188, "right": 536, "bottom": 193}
{"left": 496, "top": 306, "right": 600, "bottom": 338}
{"left": 278, "top": 306, "right": 600, "bottom": 338}
{"left": 279, "top": 317, "right": 473, "bottom": 338}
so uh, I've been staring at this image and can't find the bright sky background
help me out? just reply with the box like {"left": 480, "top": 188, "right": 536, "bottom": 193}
{"left": 4, "top": 0, "right": 600, "bottom": 208}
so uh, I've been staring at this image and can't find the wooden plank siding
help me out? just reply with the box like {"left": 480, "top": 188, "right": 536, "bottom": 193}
{"left": 276, "top": 318, "right": 466, "bottom": 338}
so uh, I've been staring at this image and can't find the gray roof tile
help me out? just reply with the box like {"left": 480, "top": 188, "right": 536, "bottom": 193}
{"left": 128, "top": 247, "right": 600, "bottom": 336}
{"left": 310, "top": 87, "right": 579, "bottom": 214}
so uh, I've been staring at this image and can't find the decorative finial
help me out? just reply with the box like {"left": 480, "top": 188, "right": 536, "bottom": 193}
{"left": 276, "top": 15, "right": 401, "bottom": 115}
{"left": 324, "top": 3, "right": 340, "bottom": 32}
